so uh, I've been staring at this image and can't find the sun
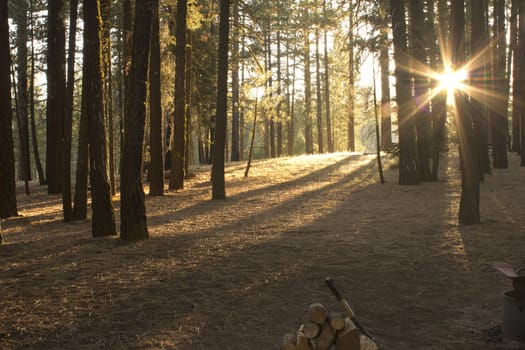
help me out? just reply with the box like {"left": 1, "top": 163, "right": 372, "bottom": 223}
{"left": 437, "top": 66, "right": 468, "bottom": 98}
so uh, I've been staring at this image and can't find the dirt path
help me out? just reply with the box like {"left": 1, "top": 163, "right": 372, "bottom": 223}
{"left": 1, "top": 151, "right": 525, "bottom": 349}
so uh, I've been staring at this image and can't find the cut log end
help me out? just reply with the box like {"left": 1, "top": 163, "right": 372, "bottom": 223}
{"left": 329, "top": 311, "right": 346, "bottom": 331}
{"left": 300, "top": 321, "right": 321, "bottom": 339}
{"left": 309, "top": 302, "right": 329, "bottom": 324}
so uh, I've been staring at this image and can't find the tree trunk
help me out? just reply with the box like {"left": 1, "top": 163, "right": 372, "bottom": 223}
{"left": 379, "top": 1, "right": 392, "bottom": 151}
{"left": 315, "top": 29, "right": 324, "bottom": 154}
{"left": 452, "top": 0, "right": 480, "bottom": 224}
{"left": 391, "top": 0, "right": 418, "bottom": 185}
{"left": 100, "top": 0, "right": 116, "bottom": 195}
{"left": 120, "top": 0, "right": 153, "bottom": 240}
{"left": 62, "top": 0, "right": 78, "bottom": 221}
{"left": 348, "top": 3, "right": 355, "bottom": 152}
{"left": 519, "top": 0, "right": 525, "bottom": 166}
{"left": 14, "top": 0, "right": 31, "bottom": 193}
{"left": 511, "top": 0, "right": 520, "bottom": 153}
{"left": 429, "top": 0, "right": 447, "bottom": 181}
{"left": 231, "top": 0, "right": 240, "bottom": 161}
{"left": 323, "top": 0, "right": 333, "bottom": 153}
{"left": 83, "top": 0, "right": 116, "bottom": 237}
{"left": 29, "top": 0, "right": 45, "bottom": 185}
{"left": 239, "top": 13, "right": 246, "bottom": 160}
{"left": 211, "top": 0, "right": 230, "bottom": 200}
{"left": 287, "top": 43, "right": 296, "bottom": 156}
{"left": 492, "top": 0, "right": 509, "bottom": 169}
{"left": 149, "top": 0, "right": 164, "bottom": 196}
{"left": 244, "top": 96, "right": 258, "bottom": 178}
{"left": 73, "top": 81, "right": 89, "bottom": 220}
{"left": 46, "top": 0, "right": 66, "bottom": 194}
{"left": 304, "top": 3, "right": 313, "bottom": 154}
{"left": 409, "top": 0, "right": 432, "bottom": 182}
{"left": 276, "top": 30, "right": 283, "bottom": 157}
{"left": 184, "top": 30, "right": 192, "bottom": 175}
{"left": 0, "top": 0, "right": 18, "bottom": 219}
{"left": 170, "top": 0, "right": 187, "bottom": 190}
{"left": 471, "top": 0, "right": 491, "bottom": 180}
{"left": 267, "top": 24, "right": 276, "bottom": 158}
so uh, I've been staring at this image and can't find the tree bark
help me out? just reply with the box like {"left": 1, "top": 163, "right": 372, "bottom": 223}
{"left": 453, "top": 0, "right": 480, "bottom": 224}
{"left": 120, "top": 0, "right": 153, "bottom": 240}
{"left": 511, "top": 0, "right": 520, "bottom": 153}
{"left": 492, "top": 0, "right": 509, "bottom": 169}
{"left": 184, "top": 30, "right": 193, "bottom": 175}
{"left": 409, "top": 0, "right": 432, "bottom": 182}
{"left": 170, "top": 0, "right": 187, "bottom": 190}
{"left": 315, "top": 28, "right": 324, "bottom": 154}
{"left": 391, "top": 0, "right": 418, "bottom": 185}
{"left": 62, "top": 0, "right": 78, "bottom": 221}
{"left": 83, "top": 0, "right": 116, "bottom": 237}
{"left": 347, "top": 3, "right": 355, "bottom": 152}
{"left": 149, "top": 0, "right": 164, "bottom": 196}
{"left": 323, "top": 0, "right": 333, "bottom": 153}
{"left": 430, "top": 0, "right": 447, "bottom": 181}
{"left": 304, "top": 3, "right": 313, "bottom": 154}
{"left": 231, "top": 0, "right": 241, "bottom": 161}
{"left": 14, "top": 0, "right": 31, "bottom": 193}
{"left": 379, "top": 0, "right": 392, "bottom": 150}
{"left": 0, "top": 0, "right": 18, "bottom": 219}
{"left": 519, "top": 0, "right": 525, "bottom": 166}
{"left": 29, "top": 0, "right": 45, "bottom": 185}
{"left": 211, "top": 0, "right": 230, "bottom": 200}
{"left": 46, "top": 0, "right": 66, "bottom": 194}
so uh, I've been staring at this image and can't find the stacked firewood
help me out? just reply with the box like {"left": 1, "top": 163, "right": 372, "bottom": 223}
{"left": 281, "top": 303, "right": 378, "bottom": 350}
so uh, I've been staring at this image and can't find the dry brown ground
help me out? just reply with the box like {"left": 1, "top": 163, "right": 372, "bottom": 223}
{"left": 1, "top": 151, "right": 525, "bottom": 350}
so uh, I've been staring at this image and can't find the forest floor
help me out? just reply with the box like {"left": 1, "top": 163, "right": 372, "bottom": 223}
{"left": 1, "top": 150, "right": 525, "bottom": 350}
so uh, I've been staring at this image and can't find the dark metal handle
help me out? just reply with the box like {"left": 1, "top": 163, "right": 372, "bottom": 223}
{"left": 325, "top": 277, "right": 343, "bottom": 301}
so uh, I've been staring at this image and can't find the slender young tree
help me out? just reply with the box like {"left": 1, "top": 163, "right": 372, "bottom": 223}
{"left": 149, "top": 0, "right": 164, "bottom": 196}
{"left": 62, "top": 0, "right": 78, "bottom": 221}
{"left": 184, "top": 30, "right": 193, "bottom": 175}
{"left": 211, "top": 0, "right": 230, "bottom": 200}
{"left": 304, "top": 2, "right": 314, "bottom": 154}
{"left": 46, "top": 0, "right": 66, "bottom": 194}
{"left": 276, "top": 30, "right": 283, "bottom": 157}
{"left": 287, "top": 45, "right": 296, "bottom": 156}
{"left": 170, "top": 0, "right": 187, "bottom": 190}
{"left": 315, "top": 28, "right": 324, "bottom": 153}
{"left": 121, "top": 0, "right": 153, "bottom": 240}
{"left": 347, "top": 1, "right": 356, "bottom": 152}
{"left": 0, "top": 0, "right": 18, "bottom": 219}
{"left": 323, "top": 0, "right": 333, "bottom": 153}
{"left": 83, "top": 0, "right": 116, "bottom": 236}
{"left": 452, "top": 0, "right": 480, "bottom": 224}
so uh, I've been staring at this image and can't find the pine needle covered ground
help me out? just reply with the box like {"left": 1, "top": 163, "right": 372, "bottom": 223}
{"left": 1, "top": 151, "right": 524, "bottom": 349}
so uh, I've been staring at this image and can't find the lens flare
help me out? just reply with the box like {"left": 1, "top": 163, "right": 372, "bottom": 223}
{"left": 437, "top": 66, "right": 468, "bottom": 97}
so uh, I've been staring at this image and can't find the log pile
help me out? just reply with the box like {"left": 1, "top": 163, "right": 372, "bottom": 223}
{"left": 281, "top": 303, "right": 378, "bottom": 350}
